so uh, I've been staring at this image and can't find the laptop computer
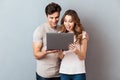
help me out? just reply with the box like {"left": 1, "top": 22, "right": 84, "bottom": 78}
{"left": 46, "top": 33, "right": 74, "bottom": 50}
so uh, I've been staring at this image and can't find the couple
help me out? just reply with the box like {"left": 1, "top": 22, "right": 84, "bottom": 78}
{"left": 33, "top": 2, "right": 88, "bottom": 80}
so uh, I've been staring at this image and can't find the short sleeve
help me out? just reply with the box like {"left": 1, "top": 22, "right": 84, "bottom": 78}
{"left": 33, "top": 26, "right": 44, "bottom": 43}
{"left": 82, "top": 31, "right": 87, "bottom": 39}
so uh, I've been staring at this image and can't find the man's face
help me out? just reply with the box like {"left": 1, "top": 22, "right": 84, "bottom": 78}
{"left": 46, "top": 12, "right": 60, "bottom": 28}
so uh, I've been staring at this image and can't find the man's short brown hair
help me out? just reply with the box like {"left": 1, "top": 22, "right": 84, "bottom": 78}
{"left": 45, "top": 2, "right": 61, "bottom": 15}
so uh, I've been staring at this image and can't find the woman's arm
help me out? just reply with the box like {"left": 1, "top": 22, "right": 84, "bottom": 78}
{"left": 77, "top": 38, "right": 88, "bottom": 60}
{"left": 57, "top": 50, "right": 65, "bottom": 59}
{"left": 69, "top": 38, "right": 88, "bottom": 60}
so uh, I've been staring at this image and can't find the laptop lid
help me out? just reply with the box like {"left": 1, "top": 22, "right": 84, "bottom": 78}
{"left": 46, "top": 33, "right": 74, "bottom": 50}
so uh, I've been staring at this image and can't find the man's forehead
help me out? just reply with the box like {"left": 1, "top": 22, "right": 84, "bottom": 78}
{"left": 47, "top": 12, "right": 59, "bottom": 17}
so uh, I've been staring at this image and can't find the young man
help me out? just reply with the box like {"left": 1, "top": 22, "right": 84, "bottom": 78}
{"left": 33, "top": 2, "right": 62, "bottom": 80}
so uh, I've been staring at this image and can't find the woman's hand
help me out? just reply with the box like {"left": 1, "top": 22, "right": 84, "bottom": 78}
{"left": 69, "top": 43, "right": 79, "bottom": 53}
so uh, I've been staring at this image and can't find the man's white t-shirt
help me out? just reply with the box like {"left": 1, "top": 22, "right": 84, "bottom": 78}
{"left": 33, "top": 23, "right": 60, "bottom": 78}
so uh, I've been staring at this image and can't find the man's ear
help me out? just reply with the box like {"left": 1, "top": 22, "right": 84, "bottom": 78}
{"left": 46, "top": 14, "right": 48, "bottom": 17}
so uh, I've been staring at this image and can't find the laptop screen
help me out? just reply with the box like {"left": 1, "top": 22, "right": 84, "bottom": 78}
{"left": 46, "top": 33, "right": 74, "bottom": 50}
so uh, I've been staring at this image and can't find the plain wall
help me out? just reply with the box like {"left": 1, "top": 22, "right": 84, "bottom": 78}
{"left": 0, "top": 0, "right": 120, "bottom": 80}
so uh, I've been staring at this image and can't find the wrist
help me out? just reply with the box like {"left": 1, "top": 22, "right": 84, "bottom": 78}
{"left": 74, "top": 49, "right": 79, "bottom": 55}
{"left": 43, "top": 51, "right": 47, "bottom": 55}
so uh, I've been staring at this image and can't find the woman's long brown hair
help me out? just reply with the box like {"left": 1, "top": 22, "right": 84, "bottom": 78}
{"left": 59, "top": 9, "right": 84, "bottom": 44}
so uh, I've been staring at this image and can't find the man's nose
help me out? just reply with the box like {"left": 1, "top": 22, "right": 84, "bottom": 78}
{"left": 53, "top": 18, "right": 57, "bottom": 22}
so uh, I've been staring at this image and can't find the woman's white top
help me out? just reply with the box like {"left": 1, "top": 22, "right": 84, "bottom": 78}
{"left": 59, "top": 31, "right": 87, "bottom": 74}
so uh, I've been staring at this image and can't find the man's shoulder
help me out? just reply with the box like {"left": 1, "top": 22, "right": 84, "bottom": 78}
{"left": 33, "top": 23, "right": 46, "bottom": 36}
{"left": 40, "top": 23, "right": 47, "bottom": 27}
{"left": 56, "top": 25, "right": 61, "bottom": 30}
{"left": 57, "top": 24, "right": 60, "bottom": 27}
{"left": 36, "top": 23, "right": 46, "bottom": 30}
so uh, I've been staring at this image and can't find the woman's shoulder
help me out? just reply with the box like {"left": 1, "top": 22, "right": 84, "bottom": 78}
{"left": 82, "top": 31, "right": 87, "bottom": 34}
{"left": 82, "top": 31, "right": 89, "bottom": 40}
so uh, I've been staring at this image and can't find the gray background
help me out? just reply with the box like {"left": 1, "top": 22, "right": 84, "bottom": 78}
{"left": 0, "top": 0, "right": 120, "bottom": 80}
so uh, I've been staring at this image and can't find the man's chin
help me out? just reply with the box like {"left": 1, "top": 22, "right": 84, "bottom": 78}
{"left": 52, "top": 24, "right": 57, "bottom": 27}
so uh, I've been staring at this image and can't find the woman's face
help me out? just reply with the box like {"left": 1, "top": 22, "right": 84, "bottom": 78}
{"left": 64, "top": 15, "right": 75, "bottom": 32}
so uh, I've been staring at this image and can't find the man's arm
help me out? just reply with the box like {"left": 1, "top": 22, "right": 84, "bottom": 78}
{"left": 33, "top": 42, "right": 60, "bottom": 60}
{"left": 33, "top": 42, "right": 47, "bottom": 60}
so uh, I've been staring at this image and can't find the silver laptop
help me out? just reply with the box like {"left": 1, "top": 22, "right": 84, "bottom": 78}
{"left": 46, "top": 33, "right": 74, "bottom": 50}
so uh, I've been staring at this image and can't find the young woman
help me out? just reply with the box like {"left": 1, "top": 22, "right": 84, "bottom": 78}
{"left": 59, "top": 9, "right": 88, "bottom": 80}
